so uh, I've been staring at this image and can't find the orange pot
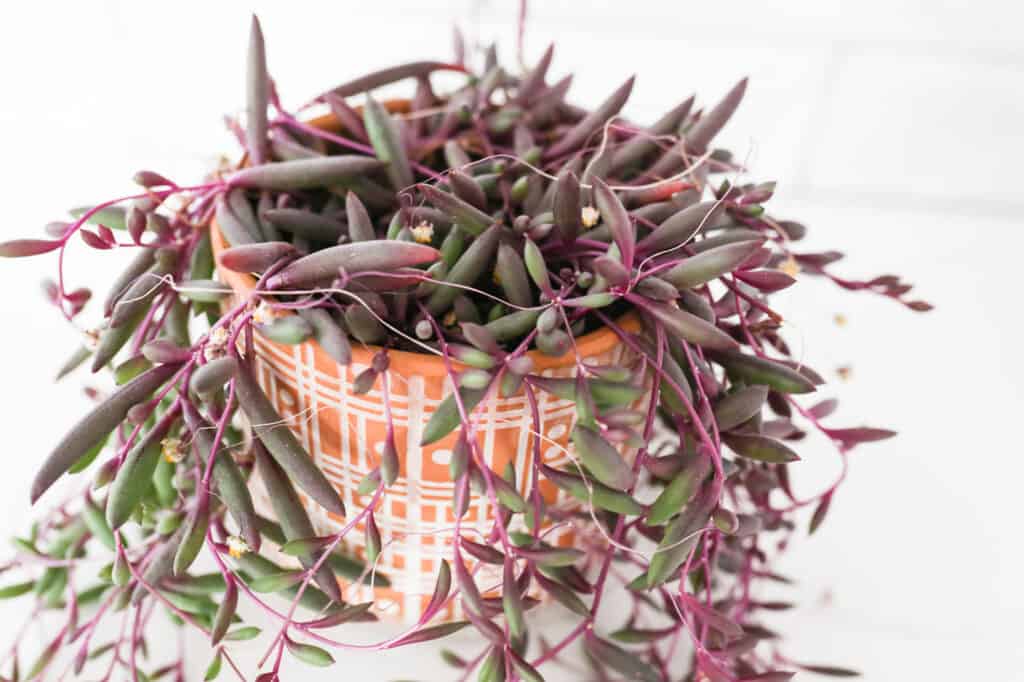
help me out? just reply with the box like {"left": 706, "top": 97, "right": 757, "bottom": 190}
{"left": 212, "top": 109, "right": 639, "bottom": 622}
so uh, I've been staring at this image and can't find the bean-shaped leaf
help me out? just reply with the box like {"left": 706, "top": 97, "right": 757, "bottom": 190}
{"left": 252, "top": 442, "right": 342, "bottom": 603}
{"left": 246, "top": 15, "right": 268, "bottom": 164}
{"left": 710, "top": 351, "right": 817, "bottom": 394}
{"left": 646, "top": 487, "right": 715, "bottom": 587}
{"left": 234, "top": 552, "right": 337, "bottom": 614}
{"left": 235, "top": 364, "right": 345, "bottom": 516}
{"left": 32, "top": 363, "right": 180, "bottom": 503}
{"left": 714, "top": 385, "right": 769, "bottom": 431}
{"left": 502, "top": 561, "right": 526, "bottom": 644}
{"left": 534, "top": 572, "right": 589, "bottom": 616}
{"left": 541, "top": 465, "right": 643, "bottom": 515}
{"left": 0, "top": 238, "right": 62, "bottom": 258}
{"left": 390, "top": 621, "right": 469, "bottom": 647}
{"left": 571, "top": 425, "right": 635, "bottom": 492}
{"left": 287, "top": 639, "right": 340, "bottom": 666}
{"left": 184, "top": 407, "right": 261, "bottom": 552}
{"left": 228, "top": 156, "right": 385, "bottom": 191}
{"left": 642, "top": 300, "right": 737, "bottom": 350}
{"left": 662, "top": 239, "right": 764, "bottom": 290}
{"left": 637, "top": 201, "right": 725, "bottom": 255}
{"left": 426, "top": 224, "right": 500, "bottom": 314}
{"left": 190, "top": 356, "right": 237, "bottom": 396}
{"left": 261, "top": 208, "right": 346, "bottom": 242}
{"left": 646, "top": 454, "right": 711, "bottom": 525}
{"left": 345, "top": 191, "right": 376, "bottom": 242}
{"left": 258, "top": 315, "right": 313, "bottom": 345}
{"left": 723, "top": 433, "right": 800, "bottom": 463}
{"left": 173, "top": 497, "right": 211, "bottom": 575}
{"left": 686, "top": 78, "right": 747, "bottom": 153}
{"left": 485, "top": 308, "right": 540, "bottom": 342}
{"left": 297, "top": 308, "right": 351, "bottom": 365}
{"left": 448, "top": 169, "right": 486, "bottom": 209}
{"left": 215, "top": 192, "right": 258, "bottom": 247}
{"left": 210, "top": 580, "right": 237, "bottom": 645}
{"left": 109, "top": 253, "right": 177, "bottom": 328}
{"left": 584, "top": 631, "right": 659, "bottom": 682}
{"left": 103, "top": 248, "right": 156, "bottom": 316}
{"left": 545, "top": 76, "right": 634, "bottom": 159}
{"left": 363, "top": 95, "right": 413, "bottom": 191}
{"left": 106, "top": 438, "right": 162, "bottom": 530}
{"left": 318, "top": 61, "right": 466, "bottom": 101}
{"left": 219, "top": 241, "right": 297, "bottom": 274}
{"left": 495, "top": 243, "right": 533, "bottom": 308}
{"left": 515, "top": 546, "right": 583, "bottom": 567}
{"left": 70, "top": 205, "right": 127, "bottom": 230}
{"left": 266, "top": 240, "right": 439, "bottom": 290}
{"left": 422, "top": 387, "right": 486, "bottom": 447}
{"left": 419, "top": 184, "right": 493, "bottom": 237}
{"left": 552, "top": 170, "right": 583, "bottom": 245}
{"left": 592, "top": 178, "right": 634, "bottom": 269}
{"left": 609, "top": 94, "right": 694, "bottom": 173}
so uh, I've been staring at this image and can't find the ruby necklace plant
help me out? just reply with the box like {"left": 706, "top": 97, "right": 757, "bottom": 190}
{"left": 0, "top": 15, "right": 927, "bottom": 682}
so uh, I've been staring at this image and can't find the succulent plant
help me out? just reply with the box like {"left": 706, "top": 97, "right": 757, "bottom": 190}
{"left": 0, "top": 14, "right": 928, "bottom": 682}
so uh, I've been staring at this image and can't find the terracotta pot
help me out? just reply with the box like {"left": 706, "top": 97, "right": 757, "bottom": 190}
{"left": 211, "top": 109, "right": 639, "bottom": 622}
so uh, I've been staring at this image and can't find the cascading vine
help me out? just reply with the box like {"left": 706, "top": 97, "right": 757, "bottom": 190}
{"left": 0, "top": 14, "right": 927, "bottom": 682}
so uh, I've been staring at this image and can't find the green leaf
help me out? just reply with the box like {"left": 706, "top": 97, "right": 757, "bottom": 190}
{"left": 723, "top": 433, "right": 800, "bottom": 463}
{"left": 584, "top": 631, "right": 659, "bottom": 682}
{"left": 571, "top": 425, "right": 635, "bottom": 492}
{"left": 540, "top": 464, "right": 638, "bottom": 514}
{"left": 204, "top": 651, "right": 222, "bottom": 681}
{"left": 421, "top": 388, "right": 485, "bottom": 445}
{"left": 248, "top": 570, "right": 304, "bottom": 593}
{"left": 710, "top": 350, "right": 817, "bottom": 394}
{"left": 646, "top": 455, "right": 711, "bottom": 526}
{"left": 0, "top": 580, "right": 35, "bottom": 599}
{"left": 224, "top": 626, "right": 262, "bottom": 641}
{"left": 71, "top": 205, "right": 127, "bottom": 230}
{"left": 67, "top": 433, "right": 110, "bottom": 474}
{"left": 82, "top": 497, "right": 115, "bottom": 550}
{"left": 363, "top": 95, "right": 413, "bottom": 191}
{"left": 286, "top": 639, "right": 335, "bottom": 667}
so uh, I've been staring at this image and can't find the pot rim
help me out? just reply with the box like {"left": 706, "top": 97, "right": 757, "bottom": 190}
{"left": 210, "top": 105, "right": 636, "bottom": 377}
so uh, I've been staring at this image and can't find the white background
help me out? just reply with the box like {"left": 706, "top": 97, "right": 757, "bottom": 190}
{"left": 0, "top": 1, "right": 1021, "bottom": 680}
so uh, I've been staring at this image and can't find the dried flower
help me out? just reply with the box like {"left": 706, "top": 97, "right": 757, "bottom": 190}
{"left": 252, "top": 300, "right": 275, "bottom": 325}
{"left": 411, "top": 221, "right": 435, "bottom": 244}
{"left": 161, "top": 437, "right": 185, "bottom": 463}
{"left": 779, "top": 255, "right": 801, "bottom": 277}
{"left": 226, "top": 534, "right": 250, "bottom": 559}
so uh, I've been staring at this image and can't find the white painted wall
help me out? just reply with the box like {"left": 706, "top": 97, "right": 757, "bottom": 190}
{"left": 0, "top": 1, "right": 1019, "bottom": 679}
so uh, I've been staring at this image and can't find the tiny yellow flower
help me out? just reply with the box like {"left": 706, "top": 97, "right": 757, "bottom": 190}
{"left": 411, "top": 221, "right": 435, "bottom": 244}
{"left": 581, "top": 206, "right": 600, "bottom": 229}
{"left": 779, "top": 256, "right": 800, "bottom": 278}
{"left": 226, "top": 535, "right": 250, "bottom": 559}
{"left": 443, "top": 310, "right": 458, "bottom": 327}
{"left": 161, "top": 437, "right": 185, "bottom": 464}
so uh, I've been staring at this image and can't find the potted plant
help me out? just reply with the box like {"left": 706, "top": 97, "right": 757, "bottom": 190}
{"left": 0, "top": 15, "right": 928, "bottom": 682}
